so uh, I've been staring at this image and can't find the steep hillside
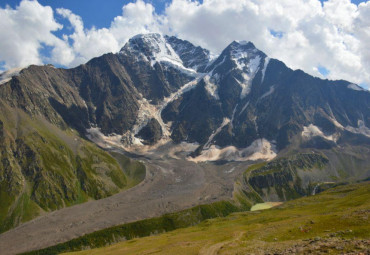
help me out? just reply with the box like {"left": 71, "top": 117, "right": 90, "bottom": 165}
{"left": 233, "top": 149, "right": 370, "bottom": 205}
{"left": 0, "top": 103, "right": 145, "bottom": 233}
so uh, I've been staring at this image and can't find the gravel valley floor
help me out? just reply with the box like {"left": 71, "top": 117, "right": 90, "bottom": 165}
{"left": 0, "top": 148, "right": 250, "bottom": 255}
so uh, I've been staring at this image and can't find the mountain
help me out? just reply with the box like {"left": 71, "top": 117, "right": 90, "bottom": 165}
{"left": 2, "top": 33, "right": 368, "bottom": 156}
{"left": 0, "top": 33, "right": 369, "bottom": 251}
{"left": 163, "top": 40, "right": 370, "bottom": 158}
{"left": 0, "top": 33, "right": 212, "bottom": 233}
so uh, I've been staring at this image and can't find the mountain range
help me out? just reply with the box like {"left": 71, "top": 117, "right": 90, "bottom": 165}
{"left": 0, "top": 33, "right": 369, "bottom": 254}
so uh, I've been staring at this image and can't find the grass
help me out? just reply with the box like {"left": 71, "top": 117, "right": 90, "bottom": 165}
{"left": 109, "top": 152, "right": 146, "bottom": 188}
{"left": 245, "top": 153, "right": 330, "bottom": 201}
{"left": 59, "top": 181, "right": 369, "bottom": 255}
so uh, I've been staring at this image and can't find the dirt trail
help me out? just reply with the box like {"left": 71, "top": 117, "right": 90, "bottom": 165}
{"left": 199, "top": 232, "right": 244, "bottom": 255}
{"left": 0, "top": 151, "right": 249, "bottom": 255}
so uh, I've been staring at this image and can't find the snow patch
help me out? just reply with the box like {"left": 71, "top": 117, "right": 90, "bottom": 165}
{"left": 345, "top": 120, "right": 370, "bottom": 138}
{"left": 87, "top": 126, "right": 198, "bottom": 158}
{"left": 204, "top": 75, "right": 219, "bottom": 99}
{"left": 161, "top": 59, "right": 198, "bottom": 77}
{"left": 239, "top": 101, "right": 250, "bottom": 116}
{"left": 204, "top": 118, "right": 230, "bottom": 148}
{"left": 303, "top": 120, "right": 370, "bottom": 140}
{"left": 259, "top": 85, "right": 275, "bottom": 100}
{"left": 120, "top": 97, "right": 162, "bottom": 146}
{"left": 248, "top": 56, "right": 261, "bottom": 74}
{"left": 261, "top": 57, "right": 270, "bottom": 83}
{"left": 234, "top": 73, "right": 253, "bottom": 98}
{"left": 312, "top": 182, "right": 335, "bottom": 195}
{"left": 231, "top": 50, "right": 249, "bottom": 70}
{"left": 231, "top": 49, "right": 261, "bottom": 74}
{"left": 0, "top": 67, "right": 24, "bottom": 85}
{"left": 347, "top": 83, "right": 366, "bottom": 91}
{"left": 302, "top": 124, "right": 338, "bottom": 142}
{"left": 190, "top": 139, "right": 277, "bottom": 162}
{"left": 329, "top": 117, "right": 344, "bottom": 129}
{"left": 230, "top": 53, "right": 261, "bottom": 98}
{"left": 123, "top": 33, "right": 197, "bottom": 75}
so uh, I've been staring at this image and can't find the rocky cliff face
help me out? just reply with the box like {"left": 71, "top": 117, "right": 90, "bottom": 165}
{"left": 162, "top": 40, "right": 370, "bottom": 160}
{"left": 165, "top": 35, "right": 211, "bottom": 72}
{"left": 2, "top": 33, "right": 368, "bottom": 158}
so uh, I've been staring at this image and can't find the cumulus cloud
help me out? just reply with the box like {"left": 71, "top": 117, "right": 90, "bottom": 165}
{"left": 56, "top": 8, "right": 120, "bottom": 66}
{"left": 0, "top": 0, "right": 72, "bottom": 69}
{"left": 55, "top": 0, "right": 165, "bottom": 66}
{"left": 164, "top": 0, "right": 370, "bottom": 88}
{"left": 0, "top": 0, "right": 161, "bottom": 69}
{"left": 0, "top": 0, "right": 369, "bottom": 89}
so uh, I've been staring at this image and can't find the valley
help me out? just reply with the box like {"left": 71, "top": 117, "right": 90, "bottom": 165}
{"left": 63, "top": 181, "right": 370, "bottom": 255}
{"left": 0, "top": 148, "right": 250, "bottom": 255}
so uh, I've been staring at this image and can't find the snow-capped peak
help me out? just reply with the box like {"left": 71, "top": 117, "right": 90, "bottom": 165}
{"left": 204, "top": 40, "right": 268, "bottom": 99}
{"left": 228, "top": 41, "right": 263, "bottom": 71}
{"left": 121, "top": 33, "right": 197, "bottom": 75}
{"left": 234, "top": 40, "right": 255, "bottom": 47}
{"left": 228, "top": 41, "right": 266, "bottom": 98}
{"left": 165, "top": 35, "right": 212, "bottom": 72}
{"left": 121, "top": 33, "right": 180, "bottom": 66}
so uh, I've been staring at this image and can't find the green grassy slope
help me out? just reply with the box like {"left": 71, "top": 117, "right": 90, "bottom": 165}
{"left": 243, "top": 153, "right": 329, "bottom": 201}
{"left": 0, "top": 104, "right": 145, "bottom": 233}
{"left": 64, "top": 181, "right": 369, "bottom": 255}
{"left": 235, "top": 151, "right": 370, "bottom": 204}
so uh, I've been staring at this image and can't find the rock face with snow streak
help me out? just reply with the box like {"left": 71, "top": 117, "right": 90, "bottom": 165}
{"left": 165, "top": 35, "right": 212, "bottom": 72}
{"left": 0, "top": 33, "right": 369, "bottom": 161}
{"left": 162, "top": 39, "right": 370, "bottom": 157}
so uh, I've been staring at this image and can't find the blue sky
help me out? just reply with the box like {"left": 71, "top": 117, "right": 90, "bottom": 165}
{"left": 1, "top": 0, "right": 364, "bottom": 30}
{"left": 0, "top": 0, "right": 369, "bottom": 88}
{"left": 2, "top": 0, "right": 168, "bottom": 29}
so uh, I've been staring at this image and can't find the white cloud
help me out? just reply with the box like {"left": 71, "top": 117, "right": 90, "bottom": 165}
{"left": 56, "top": 8, "right": 120, "bottom": 66}
{"left": 0, "top": 0, "right": 162, "bottom": 69}
{"left": 54, "top": 0, "right": 164, "bottom": 66}
{"left": 0, "top": 0, "right": 369, "bottom": 89}
{"left": 0, "top": 0, "right": 71, "bottom": 69}
{"left": 164, "top": 0, "right": 370, "bottom": 88}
